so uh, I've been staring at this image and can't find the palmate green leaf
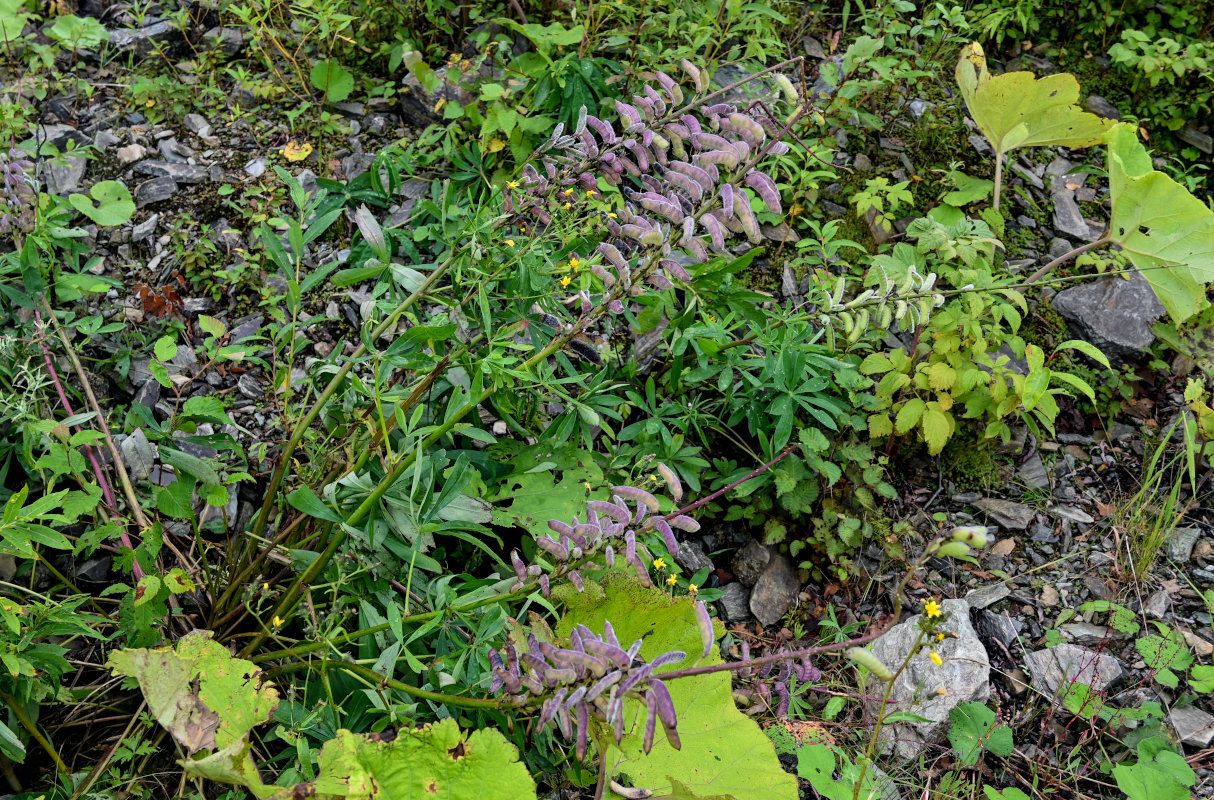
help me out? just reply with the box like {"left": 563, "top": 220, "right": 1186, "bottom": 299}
{"left": 557, "top": 574, "right": 796, "bottom": 800}
{"left": 948, "top": 702, "right": 1013, "bottom": 766}
{"left": 302, "top": 722, "right": 535, "bottom": 800}
{"left": 955, "top": 42, "right": 1113, "bottom": 155}
{"left": 1104, "top": 122, "right": 1214, "bottom": 323}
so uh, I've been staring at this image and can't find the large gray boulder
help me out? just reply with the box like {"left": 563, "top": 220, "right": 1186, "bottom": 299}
{"left": 865, "top": 599, "right": 990, "bottom": 759}
{"left": 1051, "top": 272, "right": 1165, "bottom": 363}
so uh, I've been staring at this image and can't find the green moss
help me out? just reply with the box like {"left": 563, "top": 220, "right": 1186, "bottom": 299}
{"left": 941, "top": 432, "right": 1009, "bottom": 492}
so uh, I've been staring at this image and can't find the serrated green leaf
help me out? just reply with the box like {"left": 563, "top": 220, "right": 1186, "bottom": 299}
{"left": 921, "top": 405, "right": 952, "bottom": 455}
{"left": 895, "top": 397, "right": 925, "bottom": 435}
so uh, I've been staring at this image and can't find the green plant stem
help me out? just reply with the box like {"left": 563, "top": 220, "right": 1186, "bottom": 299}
{"left": 219, "top": 255, "right": 454, "bottom": 614}
{"left": 1025, "top": 236, "right": 1112, "bottom": 283}
{"left": 993, "top": 149, "right": 1004, "bottom": 212}
{"left": 268, "top": 660, "right": 501, "bottom": 709}
{"left": 0, "top": 687, "right": 68, "bottom": 777}
{"left": 851, "top": 630, "right": 924, "bottom": 800}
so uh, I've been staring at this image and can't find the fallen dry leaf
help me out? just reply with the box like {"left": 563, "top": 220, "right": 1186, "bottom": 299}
{"left": 990, "top": 538, "right": 1016, "bottom": 556}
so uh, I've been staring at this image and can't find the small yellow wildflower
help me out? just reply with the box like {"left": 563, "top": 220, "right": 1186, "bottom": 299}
{"left": 936, "top": 687, "right": 947, "bottom": 696}
{"left": 653, "top": 558, "right": 667, "bottom": 570}
{"left": 563, "top": 202, "right": 573, "bottom": 209}
{"left": 607, "top": 212, "right": 617, "bottom": 219}
{"left": 505, "top": 239, "right": 515, "bottom": 247}
{"left": 273, "top": 615, "right": 284, "bottom": 627}
{"left": 936, "top": 633, "right": 946, "bottom": 642}
{"left": 707, "top": 314, "right": 717, "bottom": 323}
{"left": 924, "top": 600, "right": 942, "bottom": 618}
{"left": 929, "top": 650, "right": 943, "bottom": 666}
{"left": 560, "top": 276, "right": 572, "bottom": 288}
{"left": 687, "top": 584, "right": 699, "bottom": 595}
{"left": 586, "top": 189, "right": 597, "bottom": 197}
{"left": 563, "top": 188, "right": 575, "bottom": 197}
{"left": 262, "top": 582, "right": 269, "bottom": 590}
{"left": 507, "top": 180, "right": 521, "bottom": 189}
{"left": 569, "top": 256, "right": 581, "bottom": 270}
{"left": 666, "top": 575, "right": 678, "bottom": 586}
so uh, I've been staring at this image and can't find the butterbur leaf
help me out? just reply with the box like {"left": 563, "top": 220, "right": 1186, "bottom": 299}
{"left": 1104, "top": 122, "right": 1214, "bottom": 322}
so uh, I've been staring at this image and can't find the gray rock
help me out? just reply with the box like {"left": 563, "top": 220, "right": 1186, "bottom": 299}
{"left": 199, "top": 488, "right": 238, "bottom": 530}
{"left": 229, "top": 313, "right": 263, "bottom": 343}
{"left": 977, "top": 609, "right": 1022, "bottom": 648}
{"left": 674, "top": 540, "right": 713, "bottom": 575}
{"left": 134, "top": 176, "right": 177, "bottom": 207}
{"left": 205, "top": 26, "right": 244, "bottom": 55}
{"left": 119, "top": 428, "right": 155, "bottom": 481}
{"left": 718, "top": 582, "right": 751, "bottom": 623}
{"left": 1170, "top": 706, "right": 1214, "bottom": 747}
{"left": 1143, "top": 589, "right": 1170, "bottom": 619}
{"left": 75, "top": 556, "right": 112, "bottom": 583}
{"left": 732, "top": 540, "right": 771, "bottom": 586}
{"left": 1047, "top": 236, "right": 1073, "bottom": 261}
{"left": 1048, "top": 505, "right": 1094, "bottom": 525}
{"left": 866, "top": 599, "right": 990, "bottom": 759}
{"left": 909, "top": 99, "right": 930, "bottom": 118}
{"left": 399, "top": 63, "right": 481, "bottom": 127}
{"left": 1050, "top": 176, "right": 1090, "bottom": 239}
{"left": 1084, "top": 95, "right": 1121, "bottom": 119}
{"left": 1023, "top": 643, "right": 1123, "bottom": 697}
{"left": 1059, "top": 623, "right": 1125, "bottom": 645}
{"left": 131, "top": 213, "right": 159, "bottom": 243}
{"left": 245, "top": 158, "right": 267, "bottom": 177}
{"left": 37, "top": 123, "right": 89, "bottom": 149}
{"left": 1177, "top": 125, "right": 1213, "bottom": 154}
{"left": 974, "top": 497, "right": 1036, "bottom": 530}
{"left": 809, "top": 56, "right": 845, "bottom": 99}
{"left": 94, "top": 130, "right": 121, "bottom": 151}
{"left": 117, "top": 143, "right": 147, "bottom": 165}
{"left": 183, "top": 113, "right": 212, "bottom": 138}
{"left": 968, "top": 134, "right": 992, "bottom": 156}
{"left": 237, "top": 373, "right": 263, "bottom": 399}
{"left": 1018, "top": 451, "right": 1050, "bottom": 490}
{"left": 749, "top": 554, "right": 800, "bottom": 627}
{"left": 780, "top": 264, "right": 799, "bottom": 299}
{"left": 135, "top": 160, "right": 210, "bottom": 184}
{"left": 965, "top": 583, "right": 1010, "bottom": 609}
{"left": 109, "top": 20, "right": 179, "bottom": 56}
{"left": 133, "top": 378, "right": 160, "bottom": 409}
{"left": 802, "top": 35, "right": 826, "bottom": 60}
{"left": 1052, "top": 271, "right": 1165, "bottom": 363}
{"left": 854, "top": 153, "right": 873, "bottom": 172}
{"left": 1165, "top": 527, "right": 1202, "bottom": 562}
{"left": 45, "top": 156, "right": 86, "bottom": 194}
{"left": 762, "top": 223, "right": 799, "bottom": 243}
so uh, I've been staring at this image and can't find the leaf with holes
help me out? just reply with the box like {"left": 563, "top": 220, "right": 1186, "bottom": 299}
{"left": 1104, "top": 122, "right": 1214, "bottom": 323}
{"left": 69, "top": 181, "right": 136, "bottom": 226}
{"left": 948, "top": 702, "right": 1013, "bottom": 766}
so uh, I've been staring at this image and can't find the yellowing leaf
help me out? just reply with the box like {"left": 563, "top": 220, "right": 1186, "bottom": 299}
{"left": 920, "top": 404, "right": 953, "bottom": 455}
{"left": 895, "top": 397, "right": 925, "bottom": 435}
{"left": 1104, "top": 122, "right": 1214, "bottom": 323}
{"left": 486, "top": 137, "right": 507, "bottom": 153}
{"left": 283, "top": 141, "right": 313, "bottom": 162}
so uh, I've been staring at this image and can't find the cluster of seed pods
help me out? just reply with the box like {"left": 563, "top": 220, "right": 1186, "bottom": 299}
{"left": 512, "top": 61, "right": 792, "bottom": 309}
{"left": 489, "top": 622, "right": 694, "bottom": 759}
{"left": 733, "top": 639, "right": 824, "bottom": 717}
{"left": 0, "top": 149, "right": 37, "bottom": 237}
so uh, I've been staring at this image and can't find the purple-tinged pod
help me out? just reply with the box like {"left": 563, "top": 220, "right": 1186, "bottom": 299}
{"left": 640, "top": 128, "right": 654, "bottom": 148}
{"left": 494, "top": 666, "right": 522, "bottom": 693}
{"left": 584, "top": 639, "right": 631, "bottom": 670}
{"left": 545, "top": 667, "right": 577, "bottom": 687}
{"left": 665, "top": 170, "right": 703, "bottom": 203}
{"left": 734, "top": 191, "right": 761, "bottom": 244}
{"left": 653, "top": 143, "right": 669, "bottom": 166}
{"left": 544, "top": 161, "right": 557, "bottom": 180}
{"left": 729, "top": 112, "right": 766, "bottom": 144}
{"left": 665, "top": 121, "right": 691, "bottom": 141}
{"left": 607, "top": 690, "right": 626, "bottom": 744}
{"left": 620, "top": 223, "right": 649, "bottom": 243}
{"left": 683, "top": 237, "right": 708, "bottom": 262}
{"left": 577, "top": 130, "right": 599, "bottom": 158}
{"left": 661, "top": 259, "right": 692, "bottom": 283}
{"left": 565, "top": 529, "right": 588, "bottom": 549}
{"left": 695, "top": 149, "right": 740, "bottom": 169}
{"left": 744, "top": 171, "right": 782, "bottom": 215}
{"left": 648, "top": 273, "right": 674, "bottom": 291}
{"left": 680, "top": 115, "right": 703, "bottom": 137}
{"left": 630, "top": 555, "right": 652, "bottom": 587}
{"left": 587, "top": 499, "right": 631, "bottom": 525}
{"left": 649, "top": 680, "right": 680, "bottom": 748}
{"left": 769, "top": 141, "right": 790, "bottom": 156}
{"left": 591, "top": 263, "right": 616, "bottom": 287}
{"left": 613, "top": 485, "right": 660, "bottom": 512}
{"left": 618, "top": 662, "right": 654, "bottom": 695}
{"left": 640, "top": 174, "right": 663, "bottom": 194}
{"left": 694, "top": 601, "right": 714, "bottom": 658}
{"left": 655, "top": 517, "right": 680, "bottom": 556}
{"left": 658, "top": 72, "right": 683, "bottom": 105}
{"left": 536, "top": 537, "right": 569, "bottom": 561}
{"left": 577, "top": 172, "right": 597, "bottom": 191}
{"left": 564, "top": 685, "right": 588, "bottom": 711}
{"left": 649, "top": 650, "right": 687, "bottom": 670}
{"left": 618, "top": 155, "right": 641, "bottom": 177}
{"left": 569, "top": 570, "right": 585, "bottom": 593}
{"left": 645, "top": 84, "right": 667, "bottom": 116}
{"left": 703, "top": 103, "right": 734, "bottom": 115}
{"left": 624, "top": 529, "right": 637, "bottom": 562}
{"left": 626, "top": 639, "right": 644, "bottom": 662}
{"left": 526, "top": 564, "right": 543, "bottom": 577}
{"left": 605, "top": 216, "right": 622, "bottom": 237}
{"left": 575, "top": 702, "right": 590, "bottom": 761}
{"left": 623, "top": 140, "right": 651, "bottom": 171}
{"left": 604, "top": 544, "right": 615, "bottom": 566}
{"left": 700, "top": 213, "right": 725, "bottom": 251}
{"left": 719, "top": 183, "right": 734, "bottom": 218}
{"left": 510, "top": 550, "right": 527, "bottom": 581}
{"left": 556, "top": 706, "right": 573, "bottom": 739}
{"left": 574, "top": 523, "right": 600, "bottom": 541}
{"left": 585, "top": 114, "right": 616, "bottom": 143}
{"left": 636, "top": 544, "right": 654, "bottom": 568}
{"left": 644, "top": 692, "right": 659, "bottom": 753}
{"left": 667, "top": 160, "right": 715, "bottom": 194}
{"left": 538, "top": 688, "right": 567, "bottom": 728}
{"left": 633, "top": 94, "right": 656, "bottom": 121}
{"left": 585, "top": 671, "right": 622, "bottom": 704}
{"left": 730, "top": 139, "right": 751, "bottom": 163}
{"left": 639, "top": 229, "right": 664, "bottom": 247}
{"left": 539, "top": 574, "right": 550, "bottom": 597}
{"left": 607, "top": 299, "right": 625, "bottom": 313}
{"left": 775, "top": 682, "right": 790, "bottom": 717}
{"left": 691, "top": 132, "right": 731, "bottom": 151}
{"left": 678, "top": 59, "right": 701, "bottom": 88}
{"left": 656, "top": 463, "right": 683, "bottom": 501}
{"left": 597, "top": 242, "right": 629, "bottom": 274}
{"left": 615, "top": 100, "right": 642, "bottom": 126}
{"left": 681, "top": 216, "right": 696, "bottom": 243}
{"left": 520, "top": 674, "right": 544, "bottom": 694}
{"left": 668, "top": 514, "right": 700, "bottom": 532}
{"left": 714, "top": 209, "right": 744, "bottom": 235}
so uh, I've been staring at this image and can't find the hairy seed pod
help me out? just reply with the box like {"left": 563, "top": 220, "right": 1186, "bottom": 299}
{"left": 695, "top": 149, "right": 740, "bottom": 169}
{"left": 614, "top": 100, "right": 642, "bottom": 126}
{"left": 539, "top": 574, "right": 550, "bottom": 597}
{"left": 743, "top": 171, "right": 782, "bottom": 215}
{"left": 691, "top": 132, "right": 730, "bottom": 151}
{"left": 664, "top": 169, "right": 703, "bottom": 202}
{"left": 773, "top": 73, "right": 799, "bottom": 104}
{"left": 649, "top": 651, "right": 686, "bottom": 670}
{"left": 649, "top": 680, "right": 680, "bottom": 748}
{"left": 607, "top": 299, "right": 624, "bottom": 313}
{"left": 624, "top": 529, "right": 637, "bottom": 562}
{"left": 699, "top": 213, "right": 725, "bottom": 251}
{"left": 678, "top": 59, "right": 701, "bottom": 89}
{"left": 655, "top": 517, "right": 680, "bottom": 556}
{"left": 591, "top": 263, "right": 615, "bottom": 287}
{"left": 719, "top": 183, "right": 734, "bottom": 218}
{"left": 694, "top": 601, "right": 714, "bottom": 658}
{"left": 584, "top": 641, "right": 630, "bottom": 671}
{"left": 568, "top": 570, "right": 586, "bottom": 593}
{"left": 510, "top": 550, "right": 527, "bottom": 582}
{"left": 597, "top": 242, "right": 629, "bottom": 274}
{"left": 614, "top": 485, "right": 660, "bottom": 511}
{"left": 655, "top": 463, "right": 683, "bottom": 501}
{"left": 848, "top": 647, "right": 894, "bottom": 682}
{"left": 617, "top": 155, "right": 642, "bottom": 177}
{"left": 951, "top": 525, "right": 989, "bottom": 548}
{"left": 668, "top": 515, "right": 700, "bottom": 532}
{"left": 620, "top": 223, "right": 648, "bottom": 242}
{"left": 734, "top": 191, "right": 761, "bottom": 244}
{"left": 730, "top": 139, "right": 751, "bottom": 162}
{"left": 656, "top": 71, "right": 682, "bottom": 105}
{"left": 683, "top": 237, "right": 708, "bottom": 262}
{"left": 661, "top": 259, "right": 691, "bottom": 283}
{"left": 640, "top": 229, "right": 664, "bottom": 247}
{"left": 768, "top": 141, "right": 790, "bottom": 156}
{"left": 647, "top": 273, "right": 673, "bottom": 290}
{"left": 728, "top": 112, "right": 766, "bottom": 145}
{"left": 548, "top": 519, "right": 574, "bottom": 537}
{"left": 644, "top": 691, "right": 659, "bottom": 753}
{"left": 575, "top": 702, "right": 590, "bottom": 761}
{"left": 643, "top": 84, "right": 666, "bottom": 116}
{"left": 536, "top": 537, "right": 569, "bottom": 560}
{"left": 603, "top": 544, "right": 615, "bottom": 566}
{"left": 680, "top": 216, "right": 696, "bottom": 244}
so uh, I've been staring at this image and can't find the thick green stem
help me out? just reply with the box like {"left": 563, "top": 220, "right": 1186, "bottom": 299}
{"left": 268, "top": 661, "right": 502, "bottom": 709}
{"left": 1025, "top": 236, "right": 1112, "bottom": 284}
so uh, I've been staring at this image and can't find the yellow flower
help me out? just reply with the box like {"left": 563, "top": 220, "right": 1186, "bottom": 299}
{"left": 929, "top": 650, "right": 943, "bottom": 666}
{"left": 563, "top": 202, "right": 572, "bottom": 209}
{"left": 607, "top": 212, "right": 617, "bottom": 219}
{"left": 936, "top": 633, "right": 946, "bottom": 642}
{"left": 924, "top": 600, "right": 942, "bottom": 618}
{"left": 560, "top": 276, "right": 572, "bottom": 288}
{"left": 507, "top": 180, "right": 521, "bottom": 189}
{"left": 666, "top": 575, "right": 678, "bottom": 586}
{"left": 273, "top": 615, "right": 284, "bottom": 627}
{"left": 688, "top": 584, "right": 699, "bottom": 595}
{"left": 262, "top": 582, "right": 269, "bottom": 590}
{"left": 653, "top": 558, "right": 667, "bottom": 570}
{"left": 563, "top": 188, "right": 575, "bottom": 197}
{"left": 936, "top": 687, "right": 947, "bottom": 696}
{"left": 505, "top": 239, "right": 515, "bottom": 247}
{"left": 568, "top": 256, "right": 581, "bottom": 270}
{"left": 707, "top": 314, "right": 717, "bottom": 323}
{"left": 586, "top": 189, "right": 597, "bottom": 197}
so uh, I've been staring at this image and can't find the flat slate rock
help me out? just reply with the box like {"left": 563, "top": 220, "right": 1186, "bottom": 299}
{"left": 974, "top": 497, "right": 1036, "bottom": 530}
{"left": 1051, "top": 271, "right": 1165, "bottom": 363}
{"left": 1024, "top": 643, "right": 1123, "bottom": 696}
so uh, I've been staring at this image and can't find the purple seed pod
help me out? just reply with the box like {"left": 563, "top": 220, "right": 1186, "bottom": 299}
{"left": 775, "top": 682, "right": 790, "bottom": 717}
{"left": 703, "top": 103, "right": 735, "bottom": 115}
{"left": 640, "top": 128, "right": 654, "bottom": 148}
{"left": 649, "top": 680, "right": 680, "bottom": 749}
{"left": 618, "top": 661, "right": 654, "bottom": 694}
{"left": 575, "top": 702, "right": 590, "bottom": 760}
{"left": 695, "top": 149, "right": 740, "bottom": 169}
{"left": 535, "top": 537, "right": 569, "bottom": 561}
{"left": 636, "top": 544, "right": 654, "bottom": 568}
{"left": 644, "top": 691, "right": 659, "bottom": 753}
{"left": 769, "top": 141, "right": 790, "bottom": 156}
{"left": 569, "top": 571, "right": 585, "bottom": 593}
{"left": 649, "top": 650, "right": 687, "bottom": 670}
{"left": 744, "top": 171, "right": 782, "bottom": 215}
{"left": 683, "top": 237, "right": 708, "bottom": 262}
{"left": 584, "top": 639, "right": 630, "bottom": 670}
{"left": 711, "top": 208, "right": 743, "bottom": 235}
{"left": 604, "top": 544, "right": 615, "bottom": 566}
{"left": 630, "top": 555, "right": 652, "bottom": 587}
{"left": 591, "top": 263, "right": 616, "bottom": 287}
{"left": 665, "top": 121, "right": 691, "bottom": 141}
{"left": 520, "top": 674, "right": 544, "bottom": 694}
{"left": 527, "top": 564, "right": 543, "bottom": 577}
{"left": 617, "top": 154, "right": 642, "bottom": 177}
{"left": 614, "top": 100, "right": 642, "bottom": 126}
{"left": 607, "top": 689, "right": 626, "bottom": 743}
{"left": 603, "top": 621, "right": 620, "bottom": 649}
{"left": 539, "top": 575, "right": 550, "bottom": 597}
{"left": 667, "top": 160, "right": 715, "bottom": 194}
{"left": 699, "top": 213, "right": 725, "bottom": 251}
{"left": 547, "top": 666, "right": 577, "bottom": 686}
{"left": 511, "top": 550, "right": 527, "bottom": 582}
{"left": 655, "top": 517, "right": 680, "bottom": 556}
{"left": 624, "top": 529, "right": 637, "bottom": 562}
{"left": 661, "top": 259, "right": 692, "bottom": 283}
{"left": 585, "top": 114, "right": 616, "bottom": 143}
{"left": 692, "top": 132, "right": 731, "bottom": 151}
{"left": 733, "top": 191, "right": 761, "bottom": 244}
{"left": 596, "top": 242, "right": 629, "bottom": 274}
{"left": 586, "top": 670, "right": 623, "bottom": 701}
{"left": 607, "top": 299, "right": 625, "bottom": 314}
{"left": 663, "top": 169, "right": 703, "bottom": 202}
{"left": 729, "top": 112, "right": 766, "bottom": 144}
{"left": 613, "top": 485, "right": 660, "bottom": 512}
{"left": 655, "top": 464, "right": 684, "bottom": 501}
{"left": 668, "top": 515, "right": 700, "bottom": 532}
{"left": 573, "top": 523, "right": 599, "bottom": 541}
{"left": 730, "top": 139, "right": 751, "bottom": 163}
{"left": 538, "top": 688, "right": 568, "bottom": 727}
{"left": 694, "top": 602, "right": 714, "bottom": 658}
{"left": 719, "top": 183, "right": 734, "bottom": 218}
{"left": 647, "top": 273, "right": 674, "bottom": 290}
{"left": 587, "top": 499, "right": 631, "bottom": 526}
{"left": 680, "top": 216, "right": 696, "bottom": 244}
